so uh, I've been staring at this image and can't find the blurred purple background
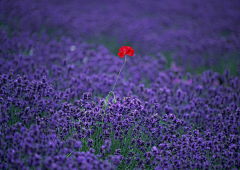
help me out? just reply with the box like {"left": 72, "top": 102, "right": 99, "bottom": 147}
{"left": 1, "top": 0, "right": 240, "bottom": 75}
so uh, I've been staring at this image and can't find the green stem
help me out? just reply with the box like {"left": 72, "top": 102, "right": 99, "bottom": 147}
{"left": 66, "top": 149, "right": 75, "bottom": 157}
{"left": 112, "top": 54, "right": 127, "bottom": 92}
{"left": 101, "top": 55, "right": 127, "bottom": 123}
{"left": 67, "top": 54, "right": 128, "bottom": 157}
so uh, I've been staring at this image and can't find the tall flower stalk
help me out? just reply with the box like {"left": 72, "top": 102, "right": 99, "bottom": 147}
{"left": 101, "top": 46, "right": 134, "bottom": 124}
{"left": 66, "top": 46, "right": 134, "bottom": 158}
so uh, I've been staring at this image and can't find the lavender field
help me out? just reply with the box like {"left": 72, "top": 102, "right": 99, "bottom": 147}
{"left": 0, "top": 0, "right": 240, "bottom": 169}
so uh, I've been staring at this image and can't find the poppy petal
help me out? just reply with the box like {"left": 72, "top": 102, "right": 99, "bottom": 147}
{"left": 119, "top": 46, "right": 125, "bottom": 53}
{"left": 118, "top": 52, "right": 125, "bottom": 58}
{"left": 118, "top": 46, "right": 134, "bottom": 57}
{"left": 127, "top": 49, "right": 134, "bottom": 57}
{"left": 119, "top": 46, "right": 130, "bottom": 51}
{"left": 122, "top": 47, "right": 129, "bottom": 55}
{"left": 120, "top": 46, "right": 132, "bottom": 55}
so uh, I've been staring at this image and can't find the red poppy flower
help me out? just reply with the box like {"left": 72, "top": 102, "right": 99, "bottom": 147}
{"left": 118, "top": 46, "right": 134, "bottom": 58}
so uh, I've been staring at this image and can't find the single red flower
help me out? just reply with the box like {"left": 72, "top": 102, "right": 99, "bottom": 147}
{"left": 100, "top": 45, "right": 135, "bottom": 125}
{"left": 118, "top": 46, "right": 134, "bottom": 58}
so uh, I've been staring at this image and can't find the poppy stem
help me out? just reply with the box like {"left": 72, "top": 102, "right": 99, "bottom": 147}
{"left": 111, "top": 55, "right": 127, "bottom": 92}
{"left": 102, "top": 55, "right": 127, "bottom": 123}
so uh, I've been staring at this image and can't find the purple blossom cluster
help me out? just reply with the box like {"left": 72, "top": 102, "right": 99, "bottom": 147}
{"left": 0, "top": 0, "right": 240, "bottom": 170}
